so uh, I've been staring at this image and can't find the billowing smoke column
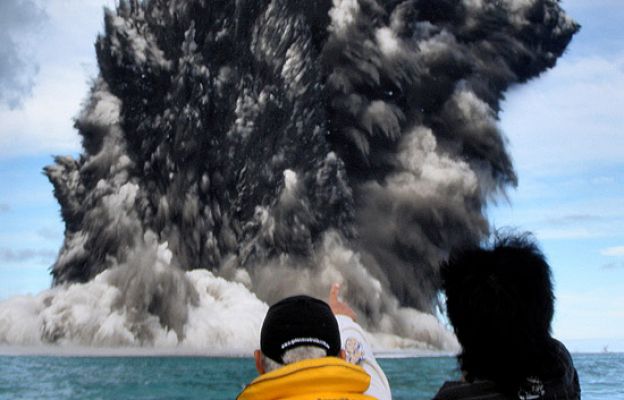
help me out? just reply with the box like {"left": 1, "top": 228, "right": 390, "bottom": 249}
{"left": 0, "top": 0, "right": 577, "bottom": 350}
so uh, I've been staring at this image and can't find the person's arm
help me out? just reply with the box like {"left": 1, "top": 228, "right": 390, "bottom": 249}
{"left": 329, "top": 284, "right": 392, "bottom": 400}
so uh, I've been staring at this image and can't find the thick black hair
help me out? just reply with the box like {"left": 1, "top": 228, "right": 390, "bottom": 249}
{"left": 441, "top": 232, "right": 555, "bottom": 392}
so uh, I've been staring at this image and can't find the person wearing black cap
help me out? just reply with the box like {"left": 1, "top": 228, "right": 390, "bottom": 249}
{"left": 236, "top": 284, "right": 391, "bottom": 400}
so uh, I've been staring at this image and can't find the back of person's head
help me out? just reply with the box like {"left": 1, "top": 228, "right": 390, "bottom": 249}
{"left": 258, "top": 295, "right": 341, "bottom": 372}
{"left": 441, "top": 232, "right": 555, "bottom": 391}
{"left": 261, "top": 345, "right": 329, "bottom": 372}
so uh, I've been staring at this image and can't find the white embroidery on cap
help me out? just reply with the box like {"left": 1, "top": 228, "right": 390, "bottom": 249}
{"left": 280, "top": 337, "right": 330, "bottom": 350}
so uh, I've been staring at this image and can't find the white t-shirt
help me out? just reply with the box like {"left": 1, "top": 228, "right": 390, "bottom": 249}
{"left": 336, "top": 315, "right": 392, "bottom": 400}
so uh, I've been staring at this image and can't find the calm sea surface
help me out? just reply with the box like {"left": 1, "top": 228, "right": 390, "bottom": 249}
{"left": 0, "top": 353, "right": 622, "bottom": 399}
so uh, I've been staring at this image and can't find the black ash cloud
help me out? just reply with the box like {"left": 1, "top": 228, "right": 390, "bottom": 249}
{"left": 45, "top": 0, "right": 577, "bottom": 343}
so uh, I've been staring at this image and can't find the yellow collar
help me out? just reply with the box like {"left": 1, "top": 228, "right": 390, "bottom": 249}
{"left": 237, "top": 357, "right": 376, "bottom": 400}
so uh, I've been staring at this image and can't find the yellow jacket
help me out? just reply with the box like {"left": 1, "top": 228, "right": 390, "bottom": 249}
{"left": 237, "top": 357, "right": 377, "bottom": 400}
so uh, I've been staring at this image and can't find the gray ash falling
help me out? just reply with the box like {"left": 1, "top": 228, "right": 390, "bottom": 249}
{"left": 44, "top": 0, "right": 577, "bottom": 343}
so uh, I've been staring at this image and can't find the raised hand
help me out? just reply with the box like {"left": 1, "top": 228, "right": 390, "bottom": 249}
{"left": 328, "top": 283, "right": 357, "bottom": 321}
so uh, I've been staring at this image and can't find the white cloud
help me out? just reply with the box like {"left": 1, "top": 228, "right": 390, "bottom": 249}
{"left": 491, "top": 193, "right": 624, "bottom": 241}
{"left": 590, "top": 176, "right": 617, "bottom": 185}
{"left": 37, "top": 226, "right": 62, "bottom": 241}
{"left": 564, "top": 0, "right": 624, "bottom": 10}
{"left": 0, "top": 0, "right": 47, "bottom": 108}
{"left": 535, "top": 227, "right": 598, "bottom": 240}
{"left": 601, "top": 246, "right": 624, "bottom": 257}
{"left": 543, "top": 214, "right": 602, "bottom": 226}
{"left": 0, "top": 64, "right": 86, "bottom": 157}
{"left": 554, "top": 290, "right": 624, "bottom": 340}
{"left": 501, "top": 53, "right": 624, "bottom": 175}
{"left": 0, "top": 248, "right": 57, "bottom": 264}
{"left": 602, "top": 261, "right": 624, "bottom": 270}
{"left": 0, "top": 0, "right": 110, "bottom": 158}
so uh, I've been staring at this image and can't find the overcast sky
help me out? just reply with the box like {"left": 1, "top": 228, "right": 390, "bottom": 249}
{"left": 0, "top": 0, "right": 622, "bottom": 352}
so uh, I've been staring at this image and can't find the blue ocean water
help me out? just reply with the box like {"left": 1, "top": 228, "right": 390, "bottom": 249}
{"left": 0, "top": 353, "right": 622, "bottom": 399}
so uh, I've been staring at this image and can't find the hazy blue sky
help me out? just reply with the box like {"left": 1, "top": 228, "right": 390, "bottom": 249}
{"left": 0, "top": 0, "right": 622, "bottom": 352}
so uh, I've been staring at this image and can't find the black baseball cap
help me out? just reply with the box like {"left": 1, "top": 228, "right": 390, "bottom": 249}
{"left": 260, "top": 295, "right": 341, "bottom": 364}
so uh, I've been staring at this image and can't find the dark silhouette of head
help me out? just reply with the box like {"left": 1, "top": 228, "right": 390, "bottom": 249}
{"left": 441, "top": 232, "right": 555, "bottom": 391}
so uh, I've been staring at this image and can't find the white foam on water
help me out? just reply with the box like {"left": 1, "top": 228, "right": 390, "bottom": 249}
{"left": 0, "top": 251, "right": 458, "bottom": 355}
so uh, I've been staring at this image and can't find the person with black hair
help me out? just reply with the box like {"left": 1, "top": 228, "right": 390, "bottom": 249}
{"left": 433, "top": 233, "right": 581, "bottom": 400}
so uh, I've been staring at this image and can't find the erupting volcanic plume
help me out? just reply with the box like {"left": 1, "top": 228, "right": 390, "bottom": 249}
{"left": 0, "top": 0, "right": 577, "bottom": 351}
